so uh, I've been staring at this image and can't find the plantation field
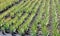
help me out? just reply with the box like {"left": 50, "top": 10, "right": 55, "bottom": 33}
{"left": 0, "top": 0, "right": 60, "bottom": 36}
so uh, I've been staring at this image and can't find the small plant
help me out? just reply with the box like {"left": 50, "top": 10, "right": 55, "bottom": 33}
{"left": 0, "top": 0, "right": 60, "bottom": 36}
